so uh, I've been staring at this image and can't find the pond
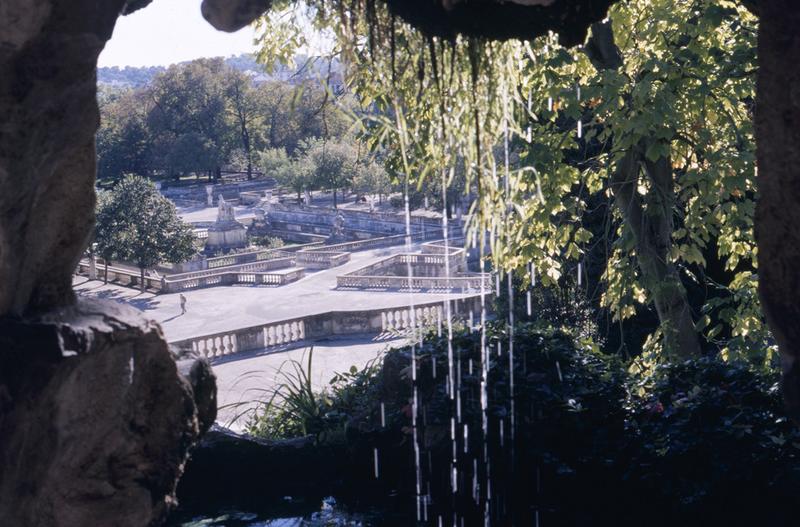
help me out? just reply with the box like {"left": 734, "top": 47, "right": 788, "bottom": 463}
{"left": 167, "top": 496, "right": 407, "bottom": 527}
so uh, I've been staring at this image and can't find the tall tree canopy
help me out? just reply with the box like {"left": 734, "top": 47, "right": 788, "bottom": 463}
{"left": 255, "top": 0, "right": 762, "bottom": 363}
{"left": 96, "top": 57, "right": 355, "bottom": 183}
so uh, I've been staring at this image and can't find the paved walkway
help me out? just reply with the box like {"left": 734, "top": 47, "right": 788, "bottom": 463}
{"left": 177, "top": 204, "right": 257, "bottom": 224}
{"left": 74, "top": 244, "right": 470, "bottom": 343}
{"left": 212, "top": 335, "right": 405, "bottom": 431}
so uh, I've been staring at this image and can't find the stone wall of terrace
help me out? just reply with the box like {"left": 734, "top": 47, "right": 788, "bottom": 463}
{"left": 170, "top": 295, "right": 487, "bottom": 360}
{"left": 267, "top": 203, "right": 462, "bottom": 238}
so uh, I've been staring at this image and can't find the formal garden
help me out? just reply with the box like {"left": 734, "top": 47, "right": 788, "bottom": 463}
{"left": 3, "top": 0, "right": 797, "bottom": 526}
{"left": 161, "top": 0, "right": 800, "bottom": 525}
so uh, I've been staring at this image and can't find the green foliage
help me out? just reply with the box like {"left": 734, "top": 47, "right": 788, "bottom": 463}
{"left": 95, "top": 175, "right": 196, "bottom": 280}
{"left": 97, "top": 56, "right": 356, "bottom": 183}
{"left": 246, "top": 324, "right": 798, "bottom": 523}
{"left": 350, "top": 158, "right": 392, "bottom": 199}
{"left": 253, "top": 0, "right": 765, "bottom": 361}
{"left": 250, "top": 235, "right": 285, "bottom": 249}
{"left": 495, "top": 275, "right": 600, "bottom": 344}
{"left": 246, "top": 348, "right": 381, "bottom": 441}
{"left": 623, "top": 357, "right": 800, "bottom": 517}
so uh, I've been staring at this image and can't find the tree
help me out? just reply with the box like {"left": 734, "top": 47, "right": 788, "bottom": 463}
{"left": 296, "top": 138, "right": 360, "bottom": 208}
{"left": 352, "top": 158, "right": 392, "bottom": 203}
{"left": 255, "top": 0, "right": 762, "bottom": 363}
{"left": 259, "top": 147, "right": 307, "bottom": 199}
{"left": 95, "top": 175, "right": 196, "bottom": 292}
{"left": 96, "top": 88, "right": 153, "bottom": 183}
{"left": 147, "top": 59, "right": 234, "bottom": 180}
{"left": 226, "top": 69, "right": 264, "bottom": 179}
{"left": 94, "top": 190, "right": 124, "bottom": 283}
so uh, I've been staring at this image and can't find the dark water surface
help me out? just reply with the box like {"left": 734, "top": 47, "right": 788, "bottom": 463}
{"left": 166, "top": 496, "right": 408, "bottom": 527}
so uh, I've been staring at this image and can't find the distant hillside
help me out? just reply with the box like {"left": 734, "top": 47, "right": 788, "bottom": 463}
{"left": 98, "top": 54, "right": 343, "bottom": 88}
{"left": 97, "top": 65, "right": 166, "bottom": 88}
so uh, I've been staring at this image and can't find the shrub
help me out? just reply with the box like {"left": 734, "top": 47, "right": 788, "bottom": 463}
{"left": 244, "top": 328, "right": 799, "bottom": 525}
{"left": 246, "top": 348, "right": 381, "bottom": 442}
{"left": 621, "top": 357, "right": 800, "bottom": 524}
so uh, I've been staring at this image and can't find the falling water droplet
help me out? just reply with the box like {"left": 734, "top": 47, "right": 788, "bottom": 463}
{"left": 577, "top": 119, "right": 582, "bottom": 139}
{"left": 577, "top": 261, "right": 583, "bottom": 287}
{"left": 547, "top": 97, "right": 553, "bottom": 112}
{"left": 374, "top": 448, "right": 380, "bottom": 478}
{"left": 527, "top": 291, "right": 532, "bottom": 317}
{"left": 556, "top": 360, "right": 563, "bottom": 382}
{"left": 380, "top": 402, "right": 386, "bottom": 428}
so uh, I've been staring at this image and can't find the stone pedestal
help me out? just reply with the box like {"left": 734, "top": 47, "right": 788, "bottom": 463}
{"left": 205, "top": 196, "right": 248, "bottom": 252}
{"left": 0, "top": 298, "right": 216, "bottom": 527}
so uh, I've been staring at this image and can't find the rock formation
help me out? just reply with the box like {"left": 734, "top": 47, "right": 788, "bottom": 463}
{"left": 0, "top": 2, "right": 215, "bottom": 526}
{"left": 0, "top": 298, "right": 216, "bottom": 526}
{"left": 2, "top": 0, "right": 800, "bottom": 525}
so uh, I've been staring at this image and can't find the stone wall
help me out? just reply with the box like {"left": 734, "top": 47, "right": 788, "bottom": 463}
{"left": 0, "top": 298, "right": 215, "bottom": 527}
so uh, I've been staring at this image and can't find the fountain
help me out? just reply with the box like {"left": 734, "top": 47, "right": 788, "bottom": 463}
{"left": 205, "top": 195, "right": 247, "bottom": 252}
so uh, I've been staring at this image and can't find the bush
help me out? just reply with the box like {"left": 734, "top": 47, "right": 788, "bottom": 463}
{"left": 245, "top": 327, "right": 799, "bottom": 525}
{"left": 246, "top": 348, "right": 381, "bottom": 442}
{"left": 620, "top": 358, "right": 800, "bottom": 524}
{"left": 494, "top": 276, "right": 600, "bottom": 344}
{"left": 250, "top": 235, "right": 285, "bottom": 250}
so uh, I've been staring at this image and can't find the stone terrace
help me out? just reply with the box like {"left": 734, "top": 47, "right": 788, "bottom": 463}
{"left": 74, "top": 243, "right": 481, "bottom": 344}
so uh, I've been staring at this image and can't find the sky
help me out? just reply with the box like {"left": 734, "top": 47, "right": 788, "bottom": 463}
{"left": 98, "top": 0, "right": 259, "bottom": 68}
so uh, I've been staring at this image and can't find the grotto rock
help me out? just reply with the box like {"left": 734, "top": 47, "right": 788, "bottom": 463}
{"left": 755, "top": 0, "right": 800, "bottom": 422}
{"left": 201, "top": 0, "right": 273, "bottom": 32}
{"left": 0, "top": 298, "right": 216, "bottom": 527}
{"left": 177, "top": 425, "right": 346, "bottom": 505}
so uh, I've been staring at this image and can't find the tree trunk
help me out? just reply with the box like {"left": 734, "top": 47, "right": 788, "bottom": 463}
{"left": 242, "top": 122, "right": 252, "bottom": 180}
{"left": 755, "top": 1, "right": 800, "bottom": 420}
{"left": 139, "top": 267, "right": 146, "bottom": 293}
{"left": 584, "top": 20, "right": 701, "bottom": 359}
{"left": 333, "top": 188, "right": 337, "bottom": 209}
{"left": 104, "top": 260, "right": 109, "bottom": 284}
{"left": 610, "top": 149, "right": 702, "bottom": 359}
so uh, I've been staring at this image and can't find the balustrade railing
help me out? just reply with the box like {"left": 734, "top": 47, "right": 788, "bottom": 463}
{"left": 163, "top": 267, "right": 304, "bottom": 293}
{"left": 171, "top": 295, "right": 486, "bottom": 360}
{"left": 76, "top": 261, "right": 164, "bottom": 291}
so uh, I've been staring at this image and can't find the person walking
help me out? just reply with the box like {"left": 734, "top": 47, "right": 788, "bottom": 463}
{"left": 179, "top": 293, "right": 187, "bottom": 315}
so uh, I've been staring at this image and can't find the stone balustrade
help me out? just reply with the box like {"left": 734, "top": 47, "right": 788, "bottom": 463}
{"left": 170, "top": 295, "right": 487, "bottom": 360}
{"left": 167, "top": 257, "right": 294, "bottom": 281}
{"left": 295, "top": 251, "right": 351, "bottom": 269}
{"left": 76, "top": 261, "right": 164, "bottom": 292}
{"left": 162, "top": 267, "right": 304, "bottom": 293}
{"left": 336, "top": 273, "right": 490, "bottom": 293}
{"left": 206, "top": 248, "right": 297, "bottom": 269}
{"left": 420, "top": 238, "right": 467, "bottom": 254}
